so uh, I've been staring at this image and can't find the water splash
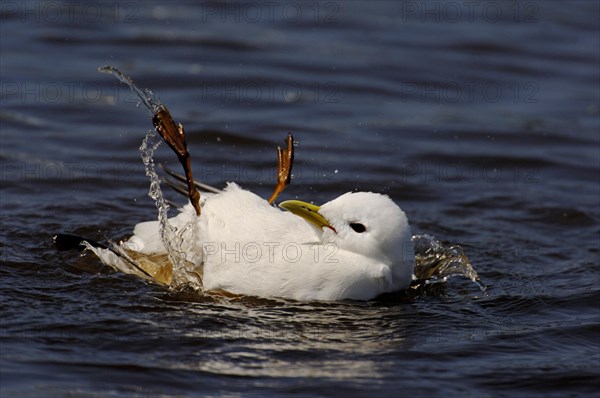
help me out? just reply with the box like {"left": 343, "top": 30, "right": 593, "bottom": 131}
{"left": 138, "top": 127, "right": 203, "bottom": 288}
{"left": 139, "top": 129, "right": 185, "bottom": 284}
{"left": 100, "top": 65, "right": 202, "bottom": 287}
{"left": 98, "top": 65, "right": 161, "bottom": 115}
{"left": 412, "top": 234, "right": 486, "bottom": 292}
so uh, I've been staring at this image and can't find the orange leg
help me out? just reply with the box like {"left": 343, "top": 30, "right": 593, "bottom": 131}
{"left": 152, "top": 105, "right": 201, "bottom": 216}
{"left": 268, "top": 133, "right": 295, "bottom": 204}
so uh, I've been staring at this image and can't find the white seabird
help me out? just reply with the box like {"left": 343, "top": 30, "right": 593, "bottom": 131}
{"left": 88, "top": 182, "right": 415, "bottom": 301}
{"left": 89, "top": 66, "right": 415, "bottom": 301}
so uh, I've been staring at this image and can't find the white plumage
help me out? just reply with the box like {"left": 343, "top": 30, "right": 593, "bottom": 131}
{"left": 88, "top": 183, "right": 415, "bottom": 301}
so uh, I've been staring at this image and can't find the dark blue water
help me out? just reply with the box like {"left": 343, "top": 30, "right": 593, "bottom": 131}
{"left": 1, "top": 1, "right": 599, "bottom": 397}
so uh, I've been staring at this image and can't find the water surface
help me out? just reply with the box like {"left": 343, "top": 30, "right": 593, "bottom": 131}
{"left": 1, "top": 1, "right": 599, "bottom": 397}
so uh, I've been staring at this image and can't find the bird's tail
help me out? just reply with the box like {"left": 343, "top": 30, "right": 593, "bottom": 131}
{"left": 54, "top": 233, "right": 174, "bottom": 285}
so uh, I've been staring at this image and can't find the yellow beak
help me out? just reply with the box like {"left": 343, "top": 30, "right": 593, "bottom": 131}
{"left": 279, "top": 200, "right": 336, "bottom": 232}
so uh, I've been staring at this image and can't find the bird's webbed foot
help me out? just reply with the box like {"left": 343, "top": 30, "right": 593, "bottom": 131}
{"left": 152, "top": 106, "right": 201, "bottom": 216}
{"left": 268, "top": 133, "right": 295, "bottom": 204}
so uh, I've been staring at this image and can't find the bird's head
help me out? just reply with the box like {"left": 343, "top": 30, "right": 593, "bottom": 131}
{"left": 279, "top": 192, "right": 415, "bottom": 290}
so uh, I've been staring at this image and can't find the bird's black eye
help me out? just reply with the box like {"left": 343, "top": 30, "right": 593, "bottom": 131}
{"left": 350, "top": 223, "right": 367, "bottom": 233}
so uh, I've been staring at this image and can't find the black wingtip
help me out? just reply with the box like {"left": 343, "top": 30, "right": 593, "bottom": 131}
{"left": 53, "top": 234, "right": 107, "bottom": 251}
